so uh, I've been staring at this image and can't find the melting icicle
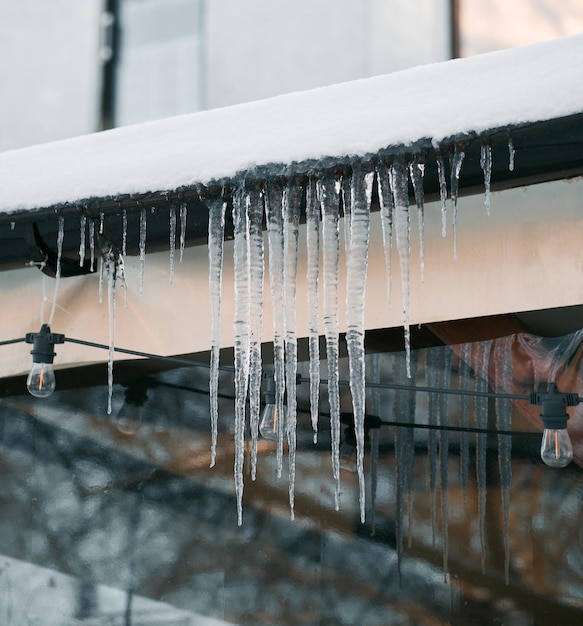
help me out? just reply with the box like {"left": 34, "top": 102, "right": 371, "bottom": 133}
{"left": 345, "top": 165, "right": 373, "bottom": 523}
{"left": 79, "top": 215, "right": 86, "bottom": 267}
{"left": 122, "top": 209, "right": 128, "bottom": 257}
{"left": 438, "top": 347, "right": 452, "bottom": 582}
{"left": 341, "top": 175, "right": 352, "bottom": 251}
{"left": 480, "top": 142, "right": 492, "bottom": 216}
{"left": 98, "top": 258, "right": 105, "bottom": 304}
{"left": 306, "top": 177, "right": 320, "bottom": 443}
{"left": 207, "top": 195, "right": 227, "bottom": 468}
{"left": 169, "top": 205, "right": 177, "bottom": 285}
{"left": 436, "top": 152, "right": 448, "bottom": 238}
{"left": 508, "top": 134, "right": 515, "bottom": 172}
{"left": 139, "top": 207, "right": 146, "bottom": 298}
{"left": 450, "top": 145, "right": 465, "bottom": 261}
{"left": 47, "top": 216, "right": 65, "bottom": 326}
{"left": 409, "top": 154, "right": 425, "bottom": 281}
{"left": 376, "top": 164, "right": 394, "bottom": 311}
{"left": 99, "top": 211, "right": 105, "bottom": 235}
{"left": 318, "top": 176, "right": 342, "bottom": 510}
{"left": 102, "top": 244, "right": 124, "bottom": 416}
{"left": 459, "top": 344, "right": 472, "bottom": 505}
{"left": 89, "top": 219, "right": 95, "bottom": 272}
{"left": 232, "top": 186, "right": 251, "bottom": 526}
{"left": 425, "top": 349, "right": 439, "bottom": 546}
{"left": 389, "top": 159, "right": 412, "bottom": 377}
{"left": 179, "top": 202, "right": 187, "bottom": 262}
{"left": 494, "top": 337, "right": 513, "bottom": 584}
{"left": 264, "top": 182, "right": 286, "bottom": 478}
{"left": 370, "top": 427, "right": 380, "bottom": 536}
{"left": 284, "top": 182, "right": 302, "bottom": 519}
{"left": 247, "top": 187, "right": 264, "bottom": 482}
{"left": 474, "top": 341, "right": 491, "bottom": 574}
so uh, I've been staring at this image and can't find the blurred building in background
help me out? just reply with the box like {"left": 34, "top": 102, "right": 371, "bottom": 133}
{"left": 2, "top": 0, "right": 581, "bottom": 152}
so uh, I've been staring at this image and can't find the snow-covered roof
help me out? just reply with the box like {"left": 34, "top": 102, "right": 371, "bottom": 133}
{"left": 1, "top": 33, "right": 582, "bottom": 215}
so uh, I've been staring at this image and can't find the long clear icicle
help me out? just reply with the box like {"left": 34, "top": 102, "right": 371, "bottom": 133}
{"left": 306, "top": 177, "right": 320, "bottom": 442}
{"left": 345, "top": 166, "right": 373, "bottom": 523}
{"left": 436, "top": 152, "right": 448, "bottom": 238}
{"left": 341, "top": 176, "right": 352, "bottom": 251}
{"left": 139, "top": 207, "right": 147, "bottom": 298}
{"left": 264, "top": 182, "right": 286, "bottom": 477}
{"left": 494, "top": 337, "right": 513, "bottom": 584}
{"left": 232, "top": 186, "right": 251, "bottom": 525}
{"left": 409, "top": 155, "right": 425, "bottom": 281}
{"left": 79, "top": 215, "right": 86, "bottom": 267}
{"left": 425, "top": 348, "right": 439, "bottom": 546}
{"left": 376, "top": 164, "right": 394, "bottom": 311}
{"left": 89, "top": 219, "right": 95, "bottom": 272}
{"left": 179, "top": 202, "right": 187, "bottom": 262}
{"left": 284, "top": 182, "right": 301, "bottom": 518}
{"left": 103, "top": 245, "right": 124, "bottom": 416}
{"left": 248, "top": 187, "right": 264, "bottom": 482}
{"left": 47, "top": 216, "right": 65, "bottom": 326}
{"left": 169, "top": 205, "right": 177, "bottom": 285}
{"left": 207, "top": 195, "right": 227, "bottom": 468}
{"left": 480, "top": 142, "right": 492, "bottom": 216}
{"left": 438, "top": 347, "right": 452, "bottom": 582}
{"left": 318, "top": 176, "right": 342, "bottom": 510}
{"left": 459, "top": 344, "right": 472, "bottom": 505}
{"left": 508, "top": 134, "right": 515, "bottom": 172}
{"left": 122, "top": 209, "right": 128, "bottom": 257}
{"left": 389, "top": 159, "right": 412, "bottom": 377}
{"left": 474, "top": 341, "right": 491, "bottom": 573}
{"left": 450, "top": 145, "right": 465, "bottom": 261}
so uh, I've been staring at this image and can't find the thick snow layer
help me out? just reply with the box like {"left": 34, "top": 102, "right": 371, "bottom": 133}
{"left": 1, "top": 34, "right": 582, "bottom": 214}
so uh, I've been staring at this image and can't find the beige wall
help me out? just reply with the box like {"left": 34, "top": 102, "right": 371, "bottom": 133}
{"left": 3, "top": 176, "right": 583, "bottom": 378}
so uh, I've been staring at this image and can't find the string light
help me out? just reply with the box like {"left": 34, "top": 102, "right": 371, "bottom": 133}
{"left": 2, "top": 331, "right": 581, "bottom": 466}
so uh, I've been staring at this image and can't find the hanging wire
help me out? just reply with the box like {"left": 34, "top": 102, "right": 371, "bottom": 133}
{"left": 2, "top": 332, "right": 577, "bottom": 437}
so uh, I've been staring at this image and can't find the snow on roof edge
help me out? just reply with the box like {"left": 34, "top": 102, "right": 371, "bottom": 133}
{"left": 1, "top": 33, "right": 582, "bottom": 214}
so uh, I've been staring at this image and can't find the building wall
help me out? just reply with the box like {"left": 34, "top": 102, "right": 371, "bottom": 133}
{"left": 204, "top": 0, "right": 451, "bottom": 109}
{"left": 0, "top": 0, "right": 104, "bottom": 151}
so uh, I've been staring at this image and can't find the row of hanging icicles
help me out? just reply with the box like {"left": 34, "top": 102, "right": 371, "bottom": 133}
{"left": 43, "top": 136, "right": 516, "bottom": 580}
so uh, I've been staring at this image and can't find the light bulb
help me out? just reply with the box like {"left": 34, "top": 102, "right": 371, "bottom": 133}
{"left": 259, "top": 403, "right": 282, "bottom": 441}
{"left": 540, "top": 428, "right": 573, "bottom": 468}
{"left": 27, "top": 361, "right": 56, "bottom": 398}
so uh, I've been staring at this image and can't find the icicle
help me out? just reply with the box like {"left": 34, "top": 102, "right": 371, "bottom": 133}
{"left": 370, "top": 427, "right": 379, "bottom": 536}
{"left": 436, "top": 152, "right": 448, "bottom": 238}
{"left": 122, "top": 209, "right": 128, "bottom": 257}
{"left": 409, "top": 154, "right": 425, "bottom": 281}
{"left": 232, "top": 186, "right": 251, "bottom": 526}
{"left": 438, "top": 347, "right": 453, "bottom": 582}
{"left": 98, "top": 257, "right": 104, "bottom": 303}
{"left": 459, "top": 344, "right": 472, "bottom": 505}
{"left": 474, "top": 341, "right": 491, "bottom": 574}
{"left": 207, "top": 194, "right": 227, "bottom": 468}
{"left": 405, "top": 354, "right": 418, "bottom": 549}
{"left": 169, "top": 205, "right": 177, "bottom": 285}
{"left": 138, "top": 207, "right": 147, "bottom": 298}
{"left": 508, "top": 134, "right": 515, "bottom": 172}
{"left": 247, "top": 186, "right": 264, "bottom": 482}
{"left": 306, "top": 177, "right": 320, "bottom": 443}
{"left": 317, "top": 176, "right": 342, "bottom": 509}
{"left": 345, "top": 165, "right": 373, "bottom": 523}
{"left": 425, "top": 349, "right": 439, "bottom": 546}
{"left": 179, "top": 202, "right": 187, "bottom": 262}
{"left": 341, "top": 175, "right": 352, "bottom": 251}
{"left": 102, "top": 244, "right": 124, "bottom": 416}
{"left": 389, "top": 159, "right": 412, "bottom": 377}
{"left": 264, "top": 182, "right": 286, "bottom": 478}
{"left": 89, "top": 219, "right": 96, "bottom": 272}
{"left": 284, "top": 181, "right": 302, "bottom": 518}
{"left": 494, "top": 337, "right": 513, "bottom": 584}
{"left": 376, "top": 164, "right": 394, "bottom": 312}
{"left": 450, "top": 145, "right": 465, "bottom": 261}
{"left": 79, "top": 215, "right": 86, "bottom": 267}
{"left": 480, "top": 142, "right": 492, "bottom": 216}
{"left": 47, "top": 216, "right": 65, "bottom": 326}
